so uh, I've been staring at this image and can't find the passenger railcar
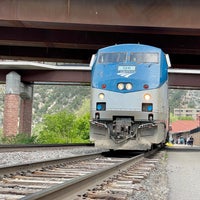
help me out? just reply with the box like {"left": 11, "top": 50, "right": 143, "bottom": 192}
{"left": 90, "top": 44, "right": 171, "bottom": 150}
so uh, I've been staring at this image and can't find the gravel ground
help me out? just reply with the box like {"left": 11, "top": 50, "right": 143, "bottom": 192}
{"left": 0, "top": 147, "right": 104, "bottom": 167}
{"left": 130, "top": 151, "right": 169, "bottom": 200}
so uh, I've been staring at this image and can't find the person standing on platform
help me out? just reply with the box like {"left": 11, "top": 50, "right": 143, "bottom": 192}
{"left": 189, "top": 136, "right": 194, "bottom": 146}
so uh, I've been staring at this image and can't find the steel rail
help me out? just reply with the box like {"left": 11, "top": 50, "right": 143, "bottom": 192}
{"left": 22, "top": 149, "right": 158, "bottom": 200}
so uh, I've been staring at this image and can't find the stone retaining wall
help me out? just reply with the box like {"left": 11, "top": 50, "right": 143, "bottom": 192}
{"left": 191, "top": 131, "right": 200, "bottom": 146}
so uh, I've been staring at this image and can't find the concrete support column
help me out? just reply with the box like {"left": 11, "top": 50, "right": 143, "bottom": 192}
{"left": 3, "top": 72, "right": 21, "bottom": 136}
{"left": 3, "top": 94, "right": 20, "bottom": 136}
{"left": 3, "top": 71, "right": 33, "bottom": 137}
{"left": 19, "top": 84, "right": 33, "bottom": 136}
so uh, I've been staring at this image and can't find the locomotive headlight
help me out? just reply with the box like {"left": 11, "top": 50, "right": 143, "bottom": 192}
{"left": 144, "top": 94, "right": 151, "bottom": 101}
{"left": 126, "top": 83, "right": 133, "bottom": 90}
{"left": 98, "top": 93, "right": 105, "bottom": 100}
{"left": 117, "top": 83, "right": 124, "bottom": 90}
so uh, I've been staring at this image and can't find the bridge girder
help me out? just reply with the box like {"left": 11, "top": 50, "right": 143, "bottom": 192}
{"left": 0, "top": 68, "right": 199, "bottom": 89}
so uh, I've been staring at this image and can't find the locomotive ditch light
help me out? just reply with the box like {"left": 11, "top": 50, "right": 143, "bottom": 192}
{"left": 117, "top": 83, "right": 124, "bottom": 90}
{"left": 98, "top": 93, "right": 105, "bottom": 100}
{"left": 126, "top": 83, "right": 133, "bottom": 90}
{"left": 144, "top": 94, "right": 151, "bottom": 101}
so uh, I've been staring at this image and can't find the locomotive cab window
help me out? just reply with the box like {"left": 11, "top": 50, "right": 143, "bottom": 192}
{"left": 130, "top": 53, "right": 159, "bottom": 64}
{"left": 98, "top": 52, "right": 127, "bottom": 64}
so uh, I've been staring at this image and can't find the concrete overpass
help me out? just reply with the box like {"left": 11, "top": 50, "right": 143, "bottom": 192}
{"left": 0, "top": 61, "right": 200, "bottom": 89}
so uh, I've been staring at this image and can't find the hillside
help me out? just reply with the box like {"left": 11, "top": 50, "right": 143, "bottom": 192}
{"left": 169, "top": 89, "right": 200, "bottom": 112}
{"left": 33, "top": 85, "right": 90, "bottom": 125}
{"left": 0, "top": 85, "right": 199, "bottom": 128}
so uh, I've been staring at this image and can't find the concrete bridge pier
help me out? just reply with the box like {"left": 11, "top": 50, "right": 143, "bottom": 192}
{"left": 3, "top": 71, "right": 33, "bottom": 137}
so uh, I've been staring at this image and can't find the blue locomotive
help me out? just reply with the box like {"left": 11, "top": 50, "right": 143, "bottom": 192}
{"left": 90, "top": 44, "right": 171, "bottom": 150}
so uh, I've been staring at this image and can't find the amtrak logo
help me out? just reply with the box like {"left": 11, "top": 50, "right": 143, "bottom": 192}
{"left": 117, "top": 65, "right": 136, "bottom": 78}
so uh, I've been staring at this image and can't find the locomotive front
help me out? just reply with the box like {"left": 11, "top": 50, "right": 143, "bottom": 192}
{"left": 90, "top": 44, "right": 170, "bottom": 150}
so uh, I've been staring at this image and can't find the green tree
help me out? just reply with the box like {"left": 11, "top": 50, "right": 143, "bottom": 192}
{"left": 36, "top": 110, "right": 90, "bottom": 144}
{"left": 75, "top": 112, "right": 90, "bottom": 140}
{"left": 36, "top": 111, "right": 76, "bottom": 144}
{"left": 170, "top": 113, "right": 193, "bottom": 123}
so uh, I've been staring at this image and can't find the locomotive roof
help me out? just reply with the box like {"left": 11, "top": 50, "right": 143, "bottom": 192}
{"left": 98, "top": 44, "right": 162, "bottom": 53}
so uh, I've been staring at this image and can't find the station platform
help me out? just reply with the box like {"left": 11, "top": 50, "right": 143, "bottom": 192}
{"left": 165, "top": 143, "right": 200, "bottom": 151}
{"left": 167, "top": 145, "right": 200, "bottom": 199}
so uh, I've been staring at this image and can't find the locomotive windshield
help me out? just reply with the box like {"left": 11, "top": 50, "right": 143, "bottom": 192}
{"left": 98, "top": 52, "right": 127, "bottom": 64}
{"left": 97, "top": 52, "right": 159, "bottom": 64}
{"left": 130, "top": 53, "right": 159, "bottom": 64}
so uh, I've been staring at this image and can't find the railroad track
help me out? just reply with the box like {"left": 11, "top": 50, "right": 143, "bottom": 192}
{"left": 0, "top": 149, "right": 161, "bottom": 200}
{"left": 0, "top": 152, "right": 127, "bottom": 200}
